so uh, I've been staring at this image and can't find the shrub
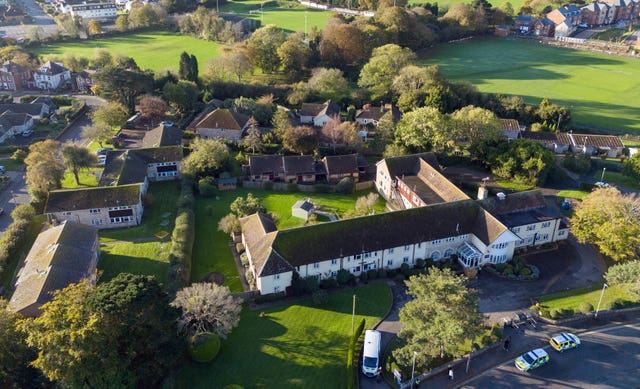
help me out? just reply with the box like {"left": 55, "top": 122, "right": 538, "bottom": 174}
{"left": 235, "top": 243, "right": 245, "bottom": 254}
{"left": 614, "top": 298, "right": 630, "bottom": 309}
{"left": 240, "top": 253, "right": 249, "bottom": 267}
{"left": 559, "top": 308, "right": 574, "bottom": 318}
{"left": 495, "top": 263, "right": 506, "bottom": 272}
{"left": 245, "top": 269, "right": 255, "bottom": 289}
{"left": 359, "top": 271, "right": 369, "bottom": 282}
{"left": 415, "top": 258, "right": 425, "bottom": 269}
{"left": 605, "top": 261, "right": 640, "bottom": 285}
{"left": 312, "top": 289, "right": 329, "bottom": 305}
{"left": 303, "top": 276, "right": 320, "bottom": 293}
{"left": 335, "top": 177, "right": 355, "bottom": 194}
{"left": 519, "top": 267, "right": 532, "bottom": 276}
{"left": 188, "top": 332, "right": 221, "bottom": 363}
{"left": 11, "top": 149, "right": 27, "bottom": 163}
{"left": 550, "top": 309, "right": 560, "bottom": 320}
{"left": 603, "top": 300, "right": 616, "bottom": 310}
{"left": 378, "top": 268, "right": 387, "bottom": 278}
{"left": 538, "top": 308, "right": 551, "bottom": 318}
{"left": 198, "top": 176, "right": 217, "bottom": 197}
{"left": 320, "top": 278, "right": 338, "bottom": 289}
{"left": 400, "top": 263, "right": 410, "bottom": 276}
{"left": 579, "top": 182, "right": 595, "bottom": 191}
{"left": 503, "top": 265, "right": 514, "bottom": 276}
{"left": 480, "top": 335, "right": 493, "bottom": 346}
{"left": 367, "top": 269, "right": 378, "bottom": 280}
{"left": 579, "top": 302, "right": 594, "bottom": 314}
{"left": 336, "top": 269, "right": 351, "bottom": 286}
{"left": 490, "top": 323, "right": 502, "bottom": 342}
{"left": 314, "top": 184, "right": 332, "bottom": 193}
{"left": 286, "top": 182, "right": 299, "bottom": 192}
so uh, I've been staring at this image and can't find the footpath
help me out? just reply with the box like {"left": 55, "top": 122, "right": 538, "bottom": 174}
{"left": 403, "top": 309, "right": 640, "bottom": 389}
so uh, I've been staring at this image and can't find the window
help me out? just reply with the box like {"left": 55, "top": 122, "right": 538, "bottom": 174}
{"left": 62, "top": 211, "right": 72, "bottom": 216}
{"left": 313, "top": 263, "right": 320, "bottom": 269}
{"left": 296, "top": 266, "right": 300, "bottom": 272}
{"left": 541, "top": 221, "right": 551, "bottom": 228}
{"left": 492, "top": 242, "right": 508, "bottom": 249}
{"left": 526, "top": 225, "right": 536, "bottom": 231}
{"left": 404, "top": 245, "right": 411, "bottom": 251}
{"left": 110, "top": 216, "right": 134, "bottom": 224}
{"left": 432, "top": 239, "right": 441, "bottom": 245}
{"left": 364, "top": 253, "right": 371, "bottom": 258}
{"left": 91, "top": 219, "right": 103, "bottom": 225}
{"left": 417, "top": 243, "right": 421, "bottom": 248}
{"left": 512, "top": 227, "right": 520, "bottom": 233}
{"left": 355, "top": 254, "right": 362, "bottom": 260}
{"left": 444, "top": 248, "right": 454, "bottom": 258}
{"left": 431, "top": 251, "right": 441, "bottom": 260}
{"left": 403, "top": 257, "right": 409, "bottom": 263}
{"left": 446, "top": 237, "right": 455, "bottom": 242}
{"left": 331, "top": 259, "right": 337, "bottom": 265}
{"left": 274, "top": 286, "right": 280, "bottom": 293}
{"left": 388, "top": 248, "right": 394, "bottom": 254}
{"left": 331, "top": 271, "right": 337, "bottom": 277}
{"left": 89, "top": 209, "right": 101, "bottom": 214}
{"left": 558, "top": 230, "right": 566, "bottom": 236}
{"left": 387, "top": 260, "right": 393, "bottom": 266}
{"left": 273, "top": 274, "right": 280, "bottom": 280}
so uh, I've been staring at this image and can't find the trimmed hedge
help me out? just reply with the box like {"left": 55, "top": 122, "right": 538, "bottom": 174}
{"left": 166, "top": 176, "right": 196, "bottom": 294}
{"left": 189, "top": 332, "right": 221, "bottom": 363}
{"left": 346, "top": 318, "right": 366, "bottom": 389}
{"left": 0, "top": 205, "right": 35, "bottom": 275}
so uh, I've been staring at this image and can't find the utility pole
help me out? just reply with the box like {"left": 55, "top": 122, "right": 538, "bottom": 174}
{"left": 601, "top": 167, "right": 606, "bottom": 182}
{"left": 595, "top": 283, "right": 609, "bottom": 319}
{"left": 304, "top": 11, "right": 308, "bottom": 42}
{"left": 351, "top": 294, "right": 356, "bottom": 336}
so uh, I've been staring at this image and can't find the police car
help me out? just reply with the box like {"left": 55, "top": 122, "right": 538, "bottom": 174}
{"left": 515, "top": 348, "right": 549, "bottom": 372}
{"left": 549, "top": 333, "right": 580, "bottom": 352}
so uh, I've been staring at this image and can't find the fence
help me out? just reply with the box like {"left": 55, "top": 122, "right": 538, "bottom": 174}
{"left": 241, "top": 180, "right": 375, "bottom": 193}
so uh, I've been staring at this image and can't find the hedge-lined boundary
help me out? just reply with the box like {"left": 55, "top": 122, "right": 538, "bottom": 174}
{"left": 166, "top": 176, "right": 195, "bottom": 295}
{"left": 0, "top": 205, "right": 35, "bottom": 278}
{"left": 346, "top": 318, "right": 366, "bottom": 389}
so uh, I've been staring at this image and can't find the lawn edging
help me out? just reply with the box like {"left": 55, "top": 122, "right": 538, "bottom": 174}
{"left": 535, "top": 305, "right": 640, "bottom": 326}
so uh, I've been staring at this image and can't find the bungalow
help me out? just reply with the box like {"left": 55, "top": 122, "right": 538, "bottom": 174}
{"left": 44, "top": 184, "right": 144, "bottom": 229}
{"left": 240, "top": 200, "right": 520, "bottom": 294}
{"left": 0, "top": 102, "right": 49, "bottom": 119}
{"left": 0, "top": 111, "right": 34, "bottom": 141}
{"left": 514, "top": 15, "right": 537, "bottom": 33}
{"left": 321, "top": 154, "right": 360, "bottom": 184}
{"left": 142, "top": 122, "right": 183, "bottom": 148}
{"left": 522, "top": 131, "right": 624, "bottom": 157}
{"left": 521, "top": 131, "right": 570, "bottom": 153}
{"left": 192, "top": 108, "right": 250, "bottom": 142}
{"left": 499, "top": 118, "right": 524, "bottom": 140}
{"left": 8, "top": 221, "right": 99, "bottom": 317}
{"left": 245, "top": 155, "right": 317, "bottom": 183}
{"left": 33, "top": 61, "right": 71, "bottom": 90}
{"left": 98, "top": 146, "right": 183, "bottom": 187}
{"left": 355, "top": 104, "right": 400, "bottom": 127}
{"left": 299, "top": 100, "right": 341, "bottom": 127}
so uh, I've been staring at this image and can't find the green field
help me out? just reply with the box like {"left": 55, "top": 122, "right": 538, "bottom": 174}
{"left": 419, "top": 38, "right": 640, "bottom": 132}
{"left": 177, "top": 283, "right": 392, "bottom": 388}
{"left": 219, "top": 0, "right": 333, "bottom": 33}
{"left": 191, "top": 187, "right": 385, "bottom": 292}
{"left": 408, "top": 0, "right": 527, "bottom": 11}
{"left": 31, "top": 31, "right": 223, "bottom": 74}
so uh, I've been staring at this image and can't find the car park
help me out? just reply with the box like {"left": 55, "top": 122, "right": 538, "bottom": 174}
{"left": 549, "top": 333, "right": 580, "bottom": 352}
{"left": 515, "top": 348, "right": 549, "bottom": 372}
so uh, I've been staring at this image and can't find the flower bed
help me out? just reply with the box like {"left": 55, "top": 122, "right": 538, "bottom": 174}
{"left": 483, "top": 257, "right": 540, "bottom": 281}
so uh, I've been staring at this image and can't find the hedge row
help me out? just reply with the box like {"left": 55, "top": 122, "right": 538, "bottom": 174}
{"left": 0, "top": 205, "right": 36, "bottom": 275}
{"left": 166, "top": 176, "right": 195, "bottom": 294}
{"left": 346, "top": 318, "right": 366, "bottom": 389}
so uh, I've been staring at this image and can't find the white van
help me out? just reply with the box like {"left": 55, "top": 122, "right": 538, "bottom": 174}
{"left": 362, "top": 330, "right": 381, "bottom": 377}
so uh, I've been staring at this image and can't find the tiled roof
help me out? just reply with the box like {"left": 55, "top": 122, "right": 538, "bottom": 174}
{"left": 45, "top": 184, "right": 142, "bottom": 213}
{"left": 30, "top": 97, "right": 55, "bottom": 109}
{"left": 570, "top": 134, "right": 624, "bottom": 149}
{"left": 142, "top": 123, "right": 182, "bottom": 148}
{"left": 38, "top": 61, "right": 68, "bottom": 76}
{"left": 99, "top": 146, "right": 183, "bottom": 186}
{"left": 499, "top": 119, "right": 521, "bottom": 132}
{"left": 8, "top": 221, "right": 97, "bottom": 316}
{"left": 382, "top": 152, "right": 441, "bottom": 178}
{"left": 194, "top": 108, "right": 249, "bottom": 131}
{"left": 0, "top": 103, "right": 45, "bottom": 116}
{"left": 515, "top": 15, "right": 537, "bottom": 23}
{"left": 283, "top": 155, "right": 315, "bottom": 175}
{"left": 322, "top": 154, "right": 358, "bottom": 175}
{"left": 300, "top": 100, "right": 340, "bottom": 119}
{"left": 0, "top": 111, "right": 30, "bottom": 128}
{"left": 248, "top": 155, "right": 284, "bottom": 175}
{"left": 239, "top": 213, "right": 291, "bottom": 277}
{"left": 415, "top": 159, "right": 470, "bottom": 202}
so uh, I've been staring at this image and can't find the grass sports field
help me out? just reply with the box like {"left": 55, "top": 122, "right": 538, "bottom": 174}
{"left": 408, "top": 0, "right": 527, "bottom": 12}
{"left": 31, "top": 31, "right": 222, "bottom": 74}
{"left": 219, "top": 0, "right": 332, "bottom": 33}
{"left": 419, "top": 38, "right": 640, "bottom": 132}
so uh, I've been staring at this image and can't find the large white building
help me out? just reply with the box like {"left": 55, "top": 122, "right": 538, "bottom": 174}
{"left": 241, "top": 153, "right": 570, "bottom": 295}
{"left": 33, "top": 61, "right": 71, "bottom": 90}
{"left": 55, "top": 0, "right": 117, "bottom": 19}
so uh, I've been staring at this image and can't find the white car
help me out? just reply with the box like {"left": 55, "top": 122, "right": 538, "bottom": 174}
{"left": 594, "top": 181, "right": 610, "bottom": 188}
{"left": 22, "top": 129, "right": 34, "bottom": 137}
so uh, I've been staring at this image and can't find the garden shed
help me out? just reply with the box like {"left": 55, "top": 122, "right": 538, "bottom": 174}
{"left": 217, "top": 177, "right": 237, "bottom": 190}
{"left": 292, "top": 199, "right": 314, "bottom": 220}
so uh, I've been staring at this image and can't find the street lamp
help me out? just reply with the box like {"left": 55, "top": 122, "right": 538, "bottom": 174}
{"left": 410, "top": 351, "right": 418, "bottom": 388}
{"left": 595, "top": 283, "right": 609, "bottom": 319}
{"left": 601, "top": 167, "right": 606, "bottom": 182}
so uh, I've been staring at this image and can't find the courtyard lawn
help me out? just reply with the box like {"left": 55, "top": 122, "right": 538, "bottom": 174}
{"left": 599, "top": 171, "right": 640, "bottom": 190}
{"left": 556, "top": 189, "right": 589, "bottom": 200}
{"left": 177, "top": 283, "right": 392, "bottom": 388}
{"left": 191, "top": 188, "right": 386, "bottom": 291}
{"left": 61, "top": 169, "right": 100, "bottom": 189}
{"left": 98, "top": 240, "right": 171, "bottom": 284}
{"left": 419, "top": 38, "right": 640, "bottom": 132}
{"left": 219, "top": 0, "right": 332, "bottom": 33}
{"left": 30, "top": 31, "right": 223, "bottom": 75}
{"left": 100, "top": 181, "right": 180, "bottom": 241}
{"left": 536, "top": 283, "right": 637, "bottom": 312}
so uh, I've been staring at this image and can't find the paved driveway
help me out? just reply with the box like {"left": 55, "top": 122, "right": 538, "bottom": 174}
{"left": 0, "top": 171, "right": 31, "bottom": 234}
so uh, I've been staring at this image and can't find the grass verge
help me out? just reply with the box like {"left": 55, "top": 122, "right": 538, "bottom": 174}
{"left": 556, "top": 189, "right": 589, "bottom": 200}
{"left": 176, "top": 283, "right": 392, "bottom": 388}
{"left": 536, "top": 283, "right": 637, "bottom": 312}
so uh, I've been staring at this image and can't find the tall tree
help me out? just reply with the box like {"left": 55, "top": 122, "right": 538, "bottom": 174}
{"left": 358, "top": 44, "right": 416, "bottom": 101}
{"left": 448, "top": 105, "right": 500, "bottom": 147}
{"left": 230, "top": 193, "right": 265, "bottom": 217}
{"left": 247, "top": 25, "right": 286, "bottom": 73}
{"left": 90, "top": 101, "right": 129, "bottom": 128}
{"left": 307, "top": 68, "right": 350, "bottom": 103}
{"left": 94, "top": 65, "right": 154, "bottom": 113}
{"left": 81, "top": 123, "right": 113, "bottom": 148}
{"left": 394, "top": 269, "right": 484, "bottom": 370}
{"left": 207, "top": 45, "right": 251, "bottom": 82}
{"left": 182, "top": 138, "right": 231, "bottom": 177}
{"left": 24, "top": 140, "right": 65, "bottom": 203}
{"left": 138, "top": 95, "right": 168, "bottom": 126}
{"left": 277, "top": 32, "right": 311, "bottom": 81}
{"left": 571, "top": 187, "right": 640, "bottom": 262}
{"left": 86, "top": 20, "right": 103, "bottom": 36}
{"left": 321, "top": 114, "right": 344, "bottom": 152}
{"left": 241, "top": 118, "right": 263, "bottom": 153}
{"left": 171, "top": 283, "right": 242, "bottom": 337}
{"left": 61, "top": 144, "right": 96, "bottom": 185}
{"left": 270, "top": 108, "right": 291, "bottom": 142}
{"left": 92, "top": 49, "right": 114, "bottom": 67}
{"left": 395, "top": 106, "right": 447, "bottom": 151}
{"left": 162, "top": 80, "right": 199, "bottom": 114}
{"left": 282, "top": 126, "right": 318, "bottom": 154}
{"left": 179, "top": 52, "right": 199, "bottom": 83}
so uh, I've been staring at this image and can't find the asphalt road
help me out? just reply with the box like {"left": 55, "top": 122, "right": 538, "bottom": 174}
{"left": 461, "top": 322, "right": 640, "bottom": 389}
{"left": 0, "top": 171, "right": 30, "bottom": 232}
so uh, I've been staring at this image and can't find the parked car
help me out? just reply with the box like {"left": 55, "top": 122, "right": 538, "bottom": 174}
{"left": 0, "top": 166, "right": 5, "bottom": 174}
{"left": 111, "top": 132, "right": 126, "bottom": 141}
{"left": 96, "top": 148, "right": 113, "bottom": 156}
{"left": 161, "top": 121, "right": 174, "bottom": 126}
{"left": 97, "top": 156, "right": 107, "bottom": 166}
{"left": 22, "top": 129, "right": 34, "bottom": 137}
{"left": 515, "top": 349, "right": 549, "bottom": 372}
{"left": 549, "top": 333, "right": 580, "bottom": 352}
{"left": 362, "top": 330, "right": 381, "bottom": 377}
{"left": 594, "top": 181, "right": 610, "bottom": 188}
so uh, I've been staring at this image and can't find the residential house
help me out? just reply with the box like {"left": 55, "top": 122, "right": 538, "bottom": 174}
{"left": 499, "top": 118, "right": 524, "bottom": 140}
{"left": 0, "top": 70, "right": 17, "bottom": 91}
{"left": 514, "top": 15, "right": 537, "bottom": 33}
{"left": 142, "top": 122, "right": 183, "bottom": 148}
{"left": 547, "top": 5, "right": 581, "bottom": 37}
{"left": 522, "top": 131, "right": 624, "bottom": 157}
{"left": 299, "top": 100, "right": 341, "bottom": 127}
{"left": 0, "top": 111, "right": 34, "bottom": 141}
{"left": 534, "top": 18, "right": 555, "bottom": 36}
{"left": 98, "top": 146, "right": 183, "bottom": 187}
{"left": 581, "top": 2, "right": 612, "bottom": 26}
{"left": 355, "top": 104, "right": 400, "bottom": 127}
{"left": 521, "top": 131, "right": 571, "bottom": 153}
{"left": 76, "top": 68, "right": 97, "bottom": 92}
{"left": 8, "top": 221, "right": 99, "bottom": 317}
{"left": 0, "top": 102, "right": 49, "bottom": 119}
{"left": 30, "top": 97, "right": 56, "bottom": 116}
{"left": 191, "top": 108, "right": 250, "bottom": 142}
{"left": 240, "top": 200, "right": 520, "bottom": 295}
{"left": 478, "top": 190, "right": 569, "bottom": 249}
{"left": 601, "top": 0, "right": 635, "bottom": 22}
{"left": 44, "top": 184, "right": 144, "bottom": 229}
{"left": 374, "top": 152, "right": 442, "bottom": 201}
{"left": 245, "top": 155, "right": 317, "bottom": 183}
{"left": 321, "top": 154, "right": 360, "bottom": 184}
{"left": 34, "top": 61, "right": 71, "bottom": 90}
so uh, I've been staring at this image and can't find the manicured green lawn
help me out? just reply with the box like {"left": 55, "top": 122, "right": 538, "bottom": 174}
{"left": 598, "top": 171, "right": 640, "bottom": 190}
{"left": 419, "top": 38, "right": 640, "bottom": 132}
{"left": 191, "top": 188, "right": 387, "bottom": 291}
{"left": 100, "top": 181, "right": 180, "bottom": 241}
{"left": 177, "top": 283, "right": 392, "bottom": 388}
{"left": 556, "top": 189, "right": 589, "bottom": 200}
{"left": 0, "top": 215, "right": 46, "bottom": 291}
{"left": 219, "top": 0, "right": 332, "bottom": 33}
{"left": 408, "top": 0, "right": 527, "bottom": 11}
{"left": 61, "top": 169, "right": 100, "bottom": 189}
{"left": 98, "top": 241, "right": 171, "bottom": 284}
{"left": 536, "top": 283, "right": 637, "bottom": 312}
{"left": 30, "top": 31, "right": 222, "bottom": 74}
{"left": 496, "top": 180, "right": 534, "bottom": 191}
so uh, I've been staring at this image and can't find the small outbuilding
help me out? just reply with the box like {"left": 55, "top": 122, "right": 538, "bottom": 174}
{"left": 217, "top": 177, "right": 237, "bottom": 190}
{"left": 292, "top": 199, "right": 314, "bottom": 220}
